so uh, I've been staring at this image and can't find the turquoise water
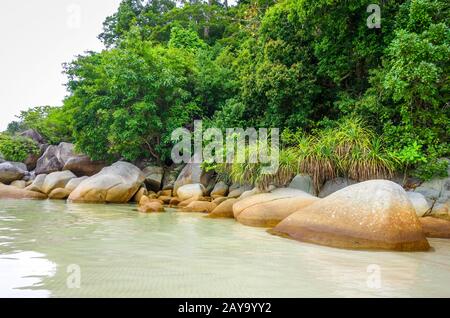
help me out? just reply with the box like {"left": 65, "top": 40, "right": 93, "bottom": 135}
{"left": 0, "top": 199, "right": 449, "bottom": 298}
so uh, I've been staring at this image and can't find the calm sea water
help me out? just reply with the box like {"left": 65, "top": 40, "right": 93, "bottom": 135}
{"left": 0, "top": 199, "right": 449, "bottom": 298}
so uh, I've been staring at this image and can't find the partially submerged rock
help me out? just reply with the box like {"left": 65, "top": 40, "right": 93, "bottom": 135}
{"left": 208, "top": 199, "right": 239, "bottom": 218}
{"left": 272, "top": 180, "right": 430, "bottom": 251}
{"left": 182, "top": 201, "right": 217, "bottom": 213}
{"left": 41, "top": 171, "right": 76, "bottom": 194}
{"left": 233, "top": 188, "right": 319, "bottom": 227}
{"left": 48, "top": 188, "right": 71, "bottom": 200}
{"left": 419, "top": 217, "right": 450, "bottom": 238}
{"left": 177, "top": 183, "right": 205, "bottom": 201}
{"left": 68, "top": 161, "right": 145, "bottom": 203}
{"left": 138, "top": 196, "right": 164, "bottom": 213}
{"left": 0, "top": 183, "right": 47, "bottom": 200}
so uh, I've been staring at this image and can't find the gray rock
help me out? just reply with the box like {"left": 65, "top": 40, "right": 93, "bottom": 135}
{"left": 162, "top": 165, "right": 183, "bottom": 190}
{"left": 63, "top": 155, "right": 106, "bottom": 177}
{"left": 19, "top": 129, "right": 45, "bottom": 144}
{"left": 142, "top": 166, "right": 164, "bottom": 192}
{"left": 65, "top": 176, "right": 88, "bottom": 192}
{"left": 41, "top": 171, "right": 77, "bottom": 194}
{"left": 406, "top": 191, "right": 430, "bottom": 217}
{"left": 0, "top": 162, "right": 26, "bottom": 184}
{"left": 228, "top": 185, "right": 253, "bottom": 198}
{"left": 288, "top": 174, "right": 315, "bottom": 195}
{"left": 318, "top": 178, "right": 357, "bottom": 198}
{"left": 25, "top": 174, "right": 47, "bottom": 193}
{"left": 177, "top": 183, "right": 205, "bottom": 201}
{"left": 173, "top": 153, "right": 213, "bottom": 195}
{"left": 211, "top": 181, "right": 229, "bottom": 198}
{"left": 68, "top": 161, "right": 145, "bottom": 203}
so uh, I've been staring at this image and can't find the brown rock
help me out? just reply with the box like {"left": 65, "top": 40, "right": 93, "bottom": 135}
{"left": 0, "top": 183, "right": 47, "bottom": 200}
{"left": 272, "top": 180, "right": 430, "bottom": 251}
{"left": 48, "top": 188, "right": 71, "bottom": 200}
{"left": 212, "top": 196, "right": 228, "bottom": 205}
{"left": 169, "top": 197, "right": 182, "bottom": 207}
{"left": 420, "top": 217, "right": 450, "bottom": 238}
{"left": 182, "top": 201, "right": 217, "bottom": 213}
{"left": 133, "top": 187, "right": 148, "bottom": 203}
{"left": 208, "top": 199, "right": 238, "bottom": 218}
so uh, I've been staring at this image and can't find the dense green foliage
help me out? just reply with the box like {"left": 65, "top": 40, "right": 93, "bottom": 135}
{"left": 4, "top": 0, "right": 449, "bottom": 182}
{"left": 0, "top": 133, "right": 39, "bottom": 162}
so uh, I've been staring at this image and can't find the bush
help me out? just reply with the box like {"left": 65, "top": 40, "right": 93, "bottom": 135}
{"left": 0, "top": 134, "right": 39, "bottom": 162}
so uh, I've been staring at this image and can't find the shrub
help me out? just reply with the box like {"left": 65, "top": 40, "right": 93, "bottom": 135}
{"left": 0, "top": 134, "right": 39, "bottom": 162}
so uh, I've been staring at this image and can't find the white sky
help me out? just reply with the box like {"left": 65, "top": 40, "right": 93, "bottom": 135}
{"left": 0, "top": 0, "right": 122, "bottom": 131}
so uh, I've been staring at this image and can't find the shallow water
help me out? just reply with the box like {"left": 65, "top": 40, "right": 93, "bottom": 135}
{"left": 0, "top": 199, "right": 449, "bottom": 298}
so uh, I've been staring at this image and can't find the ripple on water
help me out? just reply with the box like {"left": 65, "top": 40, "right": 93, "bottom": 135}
{"left": 0, "top": 200, "right": 449, "bottom": 297}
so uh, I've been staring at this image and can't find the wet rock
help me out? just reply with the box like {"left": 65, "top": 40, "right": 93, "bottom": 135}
{"left": 48, "top": 188, "right": 71, "bottom": 200}
{"left": 41, "top": 171, "right": 76, "bottom": 194}
{"left": 133, "top": 186, "right": 148, "bottom": 203}
{"left": 208, "top": 199, "right": 239, "bottom": 218}
{"left": 419, "top": 217, "right": 450, "bottom": 238}
{"left": 0, "top": 183, "right": 47, "bottom": 200}
{"left": 182, "top": 201, "right": 217, "bottom": 213}
{"left": 272, "top": 180, "right": 430, "bottom": 251}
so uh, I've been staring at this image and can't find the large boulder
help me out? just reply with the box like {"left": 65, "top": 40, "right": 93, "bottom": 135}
{"left": 233, "top": 188, "right": 319, "bottom": 227}
{"left": 272, "top": 180, "right": 430, "bottom": 251}
{"left": 142, "top": 166, "right": 164, "bottom": 192}
{"left": 318, "top": 177, "right": 357, "bottom": 198}
{"left": 35, "top": 144, "right": 69, "bottom": 175}
{"left": 0, "top": 162, "right": 26, "bottom": 184}
{"left": 176, "top": 183, "right": 205, "bottom": 201}
{"left": 63, "top": 156, "right": 106, "bottom": 177}
{"left": 24, "top": 174, "right": 47, "bottom": 193}
{"left": 68, "top": 161, "right": 145, "bottom": 203}
{"left": 407, "top": 192, "right": 430, "bottom": 217}
{"left": 41, "top": 171, "right": 77, "bottom": 194}
{"left": 10, "top": 180, "right": 26, "bottom": 189}
{"left": 289, "top": 174, "right": 315, "bottom": 195}
{"left": 0, "top": 183, "right": 47, "bottom": 200}
{"left": 173, "top": 153, "right": 213, "bottom": 195}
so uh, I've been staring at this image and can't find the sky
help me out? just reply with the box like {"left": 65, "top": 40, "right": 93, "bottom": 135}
{"left": 0, "top": 0, "right": 122, "bottom": 131}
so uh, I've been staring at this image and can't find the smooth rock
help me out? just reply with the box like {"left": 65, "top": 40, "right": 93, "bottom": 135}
{"left": 177, "top": 183, "right": 205, "bottom": 201}
{"left": 182, "top": 201, "right": 217, "bottom": 213}
{"left": 42, "top": 171, "right": 76, "bottom": 194}
{"left": 318, "top": 177, "right": 357, "bottom": 198}
{"left": 142, "top": 166, "right": 164, "bottom": 192}
{"left": 212, "top": 196, "right": 228, "bottom": 205}
{"left": 68, "top": 161, "right": 145, "bottom": 203}
{"left": 24, "top": 174, "right": 47, "bottom": 193}
{"left": 133, "top": 187, "right": 148, "bottom": 203}
{"left": 208, "top": 199, "right": 239, "bottom": 218}
{"left": 289, "top": 174, "right": 315, "bottom": 195}
{"left": 48, "top": 188, "right": 71, "bottom": 200}
{"left": 0, "top": 183, "right": 47, "bottom": 200}
{"left": 63, "top": 156, "right": 106, "bottom": 177}
{"left": 407, "top": 192, "right": 431, "bottom": 217}
{"left": 19, "top": 129, "right": 45, "bottom": 144}
{"left": 419, "top": 217, "right": 450, "bottom": 238}
{"left": 0, "top": 162, "right": 26, "bottom": 184}
{"left": 211, "top": 181, "right": 229, "bottom": 198}
{"left": 173, "top": 153, "right": 213, "bottom": 195}
{"left": 65, "top": 177, "right": 88, "bottom": 192}
{"left": 138, "top": 196, "right": 164, "bottom": 213}
{"left": 10, "top": 180, "right": 26, "bottom": 189}
{"left": 233, "top": 188, "right": 319, "bottom": 227}
{"left": 228, "top": 185, "right": 253, "bottom": 198}
{"left": 272, "top": 180, "right": 430, "bottom": 251}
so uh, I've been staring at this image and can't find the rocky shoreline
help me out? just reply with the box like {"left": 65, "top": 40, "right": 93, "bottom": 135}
{"left": 1, "top": 138, "right": 450, "bottom": 252}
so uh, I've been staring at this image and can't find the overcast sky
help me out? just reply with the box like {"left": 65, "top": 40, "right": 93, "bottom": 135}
{"left": 0, "top": 0, "right": 122, "bottom": 131}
